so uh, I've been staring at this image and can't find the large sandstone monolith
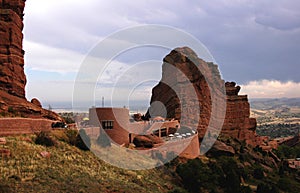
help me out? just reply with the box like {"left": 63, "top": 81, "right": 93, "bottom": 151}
{"left": 0, "top": 0, "right": 62, "bottom": 121}
{"left": 0, "top": 0, "right": 26, "bottom": 98}
{"left": 147, "top": 47, "right": 261, "bottom": 146}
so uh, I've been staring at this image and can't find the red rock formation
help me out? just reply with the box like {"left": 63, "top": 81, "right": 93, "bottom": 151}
{"left": 0, "top": 0, "right": 26, "bottom": 98}
{"left": 0, "top": 0, "right": 62, "bottom": 121}
{"left": 207, "top": 140, "right": 235, "bottom": 157}
{"left": 147, "top": 47, "right": 261, "bottom": 146}
{"left": 147, "top": 47, "right": 226, "bottom": 138}
{"left": 133, "top": 134, "right": 164, "bottom": 148}
{"left": 31, "top": 98, "right": 42, "bottom": 108}
{"left": 222, "top": 82, "right": 260, "bottom": 146}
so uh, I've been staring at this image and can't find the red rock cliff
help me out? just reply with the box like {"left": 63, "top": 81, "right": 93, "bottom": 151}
{"left": 0, "top": 0, "right": 26, "bottom": 98}
{"left": 147, "top": 47, "right": 261, "bottom": 146}
{"left": 0, "top": 0, "right": 62, "bottom": 121}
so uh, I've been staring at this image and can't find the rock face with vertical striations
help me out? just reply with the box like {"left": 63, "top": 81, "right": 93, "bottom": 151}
{"left": 0, "top": 0, "right": 62, "bottom": 121}
{"left": 222, "top": 82, "right": 259, "bottom": 146}
{"left": 147, "top": 47, "right": 261, "bottom": 146}
{"left": 0, "top": 0, "right": 26, "bottom": 98}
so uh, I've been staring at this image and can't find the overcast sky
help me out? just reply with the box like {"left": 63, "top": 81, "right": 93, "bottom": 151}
{"left": 23, "top": 0, "right": 300, "bottom": 107}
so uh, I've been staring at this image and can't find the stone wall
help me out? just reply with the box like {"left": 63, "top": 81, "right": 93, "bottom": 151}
{"left": 0, "top": 118, "right": 54, "bottom": 136}
{"left": 151, "top": 134, "right": 200, "bottom": 159}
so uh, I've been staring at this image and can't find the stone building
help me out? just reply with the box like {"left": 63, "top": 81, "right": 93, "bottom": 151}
{"left": 88, "top": 107, "right": 200, "bottom": 158}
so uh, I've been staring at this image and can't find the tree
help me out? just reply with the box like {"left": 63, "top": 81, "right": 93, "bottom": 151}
{"left": 176, "top": 158, "right": 218, "bottom": 192}
{"left": 75, "top": 129, "right": 91, "bottom": 151}
{"left": 219, "top": 157, "right": 241, "bottom": 193}
{"left": 253, "top": 166, "right": 264, "bottom": 179}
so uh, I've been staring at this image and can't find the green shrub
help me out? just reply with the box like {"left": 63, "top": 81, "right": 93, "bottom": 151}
{"left": 75, "top": 129, "right": 91, "bottom": 151}
{"left": 35, "top": 131, "right": 57, "bottom": 147}
{"left": 277, "top": 178, "right": 292, "bottom": 192}
{"left": 64, "top": 129, "right": 91, "bottom": 151}
{"left": 64, "top": 116, "right": 75, "bottom": 124}
{"left": 218, "top": 157, "right": 241, "bottom": 193}
{"left": 8, "top": 106, "right": 15, "bottom": 114}
{"left": 64, "top": 129, "right": 78, "bottom": 145}
{"left": 257, "top": 183, "right": 279, "bottom": 193}
{"left": 168, "top": 187, "right": 188, "bottom": 193}
{"left": 253, "top": 166, "right": 264, "bottom": 179}
{"left": 176, "top": 158, "right": 218, "bottom": 192}
{"left": 240, "top": 186, "right": 252, "bottom": 193}
{"left": 51, "top": 130, "right": 69, "bottom": 142}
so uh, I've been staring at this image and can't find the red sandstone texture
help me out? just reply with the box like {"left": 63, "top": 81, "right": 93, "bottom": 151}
{"left": 0, "top": 0, "right": 61, "bottom": 121}
{"left": 0, "top": 0, "right": 26, "bottom": 98}
{"left": 0, "top": 118, "right": 54, "bottom": 136}
{"left": 147, "top": 47, "right": 261, "bottom": 146}
{"left": 133, "top": 134, "right": 163, "bottom": 148}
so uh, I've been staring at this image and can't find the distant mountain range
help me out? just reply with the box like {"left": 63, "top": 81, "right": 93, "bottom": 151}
{"left": 249, "top": 98, "right": 300, "bottom": 110}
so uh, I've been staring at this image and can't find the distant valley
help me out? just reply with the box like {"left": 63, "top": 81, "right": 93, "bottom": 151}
{"left": 250, "top": 98, "right": 300, "bottom": 138}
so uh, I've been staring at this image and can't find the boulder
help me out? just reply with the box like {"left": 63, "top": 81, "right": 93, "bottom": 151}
{"left": 133, "top": 134, "right": 163, "bottom": 148}
{"left": 40, "top": 151, "right": 51, "bottom": 158}
{"left": 207, "top": 140, "right": 235, "bottom": 157}
{"left": 31, "top": 98, "right": 42, "bottom": 108}
{"left": 0, "top": 137, "right": 6, "bottom": 145}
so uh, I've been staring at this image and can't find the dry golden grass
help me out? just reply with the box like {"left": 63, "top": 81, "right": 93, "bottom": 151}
{"left": 0, "top": 133, "right": 180, "bottom": 193}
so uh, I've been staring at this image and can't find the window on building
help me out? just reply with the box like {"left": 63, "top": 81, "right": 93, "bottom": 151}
{"left": 101, "top": 120, "right": 114, "bottom": 129}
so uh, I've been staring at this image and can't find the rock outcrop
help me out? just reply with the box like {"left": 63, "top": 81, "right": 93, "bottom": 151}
{"left": 147, "top": 47, "right": 261, "bottom": 146}
{"left": 0, "top": 0, "right": 26, "bottom": 98}
{"left": 147, "top": 47, "right": 226, "bottom": 137}
{"left": 0, "top": 0, "right": 61, "bottom": 121}
{"left": 207, "top": 140, "right": 235, "bottom": 157}
{"left": 222, "top": 82, "right": 260, "bottom": 146}
{"left": 30, "top": 98, "right": 42, "bottom": 108}
{"left": 133, "top": 134, "right": 164, "bottom": 148}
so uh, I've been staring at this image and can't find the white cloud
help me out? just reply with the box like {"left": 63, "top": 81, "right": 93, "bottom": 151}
{"left": 26, "top": 80, "right": 74, "bottom": 103}
{"left": 22, "top": 0, "right": 300, "bottom": 103}
{"left": 24, "top": 41, "right": 84, "bottom": 73}
{"left": 240, "top": 80, "right": 300, "bottom": 98}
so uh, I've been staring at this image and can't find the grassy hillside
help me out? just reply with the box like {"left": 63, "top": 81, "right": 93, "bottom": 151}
{"left": 0, "top": 132, "right": 182, "bottom": 193}
{"left": 2, "top": 130, "right": 300, "bottom": 193}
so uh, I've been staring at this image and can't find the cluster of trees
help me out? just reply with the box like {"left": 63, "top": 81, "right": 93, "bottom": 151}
{"left": 274, "top": 144, "right": 300, "bottom": 159}
{"left": 58, "top": 112, "right": 75, "bottom": 124}
{"left": 174, "top": 154, "right": 300, "bottom": 193}
{"left": 175, "top": 157, "right": 252, "bottom": 193}
{"left": 257, "top": 123, "right": 300, "bottom": 138}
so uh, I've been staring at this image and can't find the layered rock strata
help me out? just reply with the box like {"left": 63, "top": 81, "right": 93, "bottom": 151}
{"left": 147, "top": 47, "right": 261, "bottom": 146}
{"left": 0, "top": 0, "right": 61, "bottom": 121}
{"left": 0, "top": 0, "right": 26, "bottom": 98}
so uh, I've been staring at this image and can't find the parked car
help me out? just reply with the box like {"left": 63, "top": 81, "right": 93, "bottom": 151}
{"left": 51, "top": 122, "right": 67, "bottom": 129}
